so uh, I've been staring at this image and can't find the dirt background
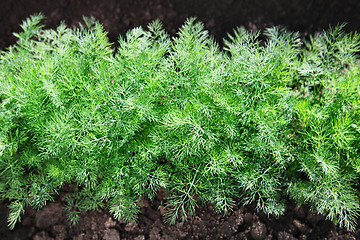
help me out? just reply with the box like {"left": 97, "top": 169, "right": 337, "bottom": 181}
{"left": 1, "top": 187, "right": 360, "bottom": 240}
{"left": 1, "top": 0, "right": 360, "bottom": 50}
{"left": 1, "top": 0, "right": 360, "bottom": 239}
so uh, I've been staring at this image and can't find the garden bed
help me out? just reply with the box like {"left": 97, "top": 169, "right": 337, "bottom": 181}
{"left": 1, "top": 1, "right": 360, "bottom": 239}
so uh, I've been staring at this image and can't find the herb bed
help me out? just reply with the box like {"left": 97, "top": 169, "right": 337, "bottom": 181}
{"left": 1, "top": 14, "right": 359, "bottom": 231}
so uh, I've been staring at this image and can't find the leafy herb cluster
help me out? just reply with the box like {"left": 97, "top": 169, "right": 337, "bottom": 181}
{"left": 1, "top": 14, "right": 359, "bottom": 230}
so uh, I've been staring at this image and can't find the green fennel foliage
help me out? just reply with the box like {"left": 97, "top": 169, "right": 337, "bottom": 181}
{"left": 1, "top": 14, "right": 360, "bottom": 231}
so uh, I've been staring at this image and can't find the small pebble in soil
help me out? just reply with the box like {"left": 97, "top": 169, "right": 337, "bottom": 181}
{"left": 299, "top": 234, "right": 308, "bottom": 240}
{"left": 124, "top": 221, "right": 138, "bottom": 231}
{"left": 103, "top": 228, "right": 120, "bottom": 240}
{"left": 134, "top": 235, "right": 145, "bottom": 240}
{"left": 244, "top": 212, "right": 253, "bottom": 223}
{"left": 250, "top": 221, "right": 267, "bottom": 240}
{"left": 293, "top": 219, "right": 310, "bottom": 234}
{"left": 105, "top": 217, "right": 117, "bottom": 228}
{"left": 277, "top": 231, "right": 296, "bottom": 240}
{"left": 149, "top": 226, "right": 161, "bottom": 240}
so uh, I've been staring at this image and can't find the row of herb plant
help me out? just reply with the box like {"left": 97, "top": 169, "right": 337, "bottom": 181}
{"left": 1, "top": 14, "right": 359, "bottom": 230}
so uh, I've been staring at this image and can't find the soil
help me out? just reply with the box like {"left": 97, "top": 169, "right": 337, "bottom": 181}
{"left": 1, "top": 0, "right": 360, "bottom": 239}
{"left": 1, "top": 0, "right": 360, "bottom": 50}
{"left": 1, "top": 187, "right": 360, "bottom": 240}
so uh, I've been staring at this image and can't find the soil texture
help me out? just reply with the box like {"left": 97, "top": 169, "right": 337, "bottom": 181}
{"left": 1, "top": 0, "right": 360, "bottom": 50}
{"left": 1, "top": 187, "right": 360, "bottom": 240}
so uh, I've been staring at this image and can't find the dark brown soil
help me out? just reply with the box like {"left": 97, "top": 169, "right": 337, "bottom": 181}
{"left": 1, "top": 0, "right": 360, "bottom": 50}
{"left": 1, "top": 187, "right": 360, "bottom": 240}
{"left": 1, "top": 0, "right": 360, "bottom": 239}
